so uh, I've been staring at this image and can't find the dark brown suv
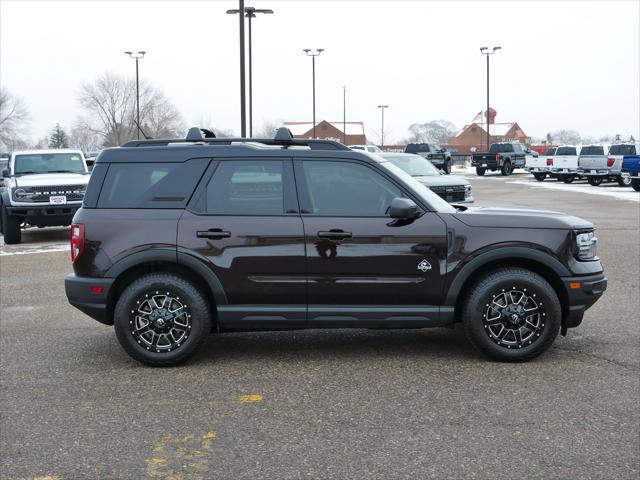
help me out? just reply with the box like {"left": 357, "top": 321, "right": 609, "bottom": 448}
{"left": 65, "top": 128, "right": 607, "bottom": 366}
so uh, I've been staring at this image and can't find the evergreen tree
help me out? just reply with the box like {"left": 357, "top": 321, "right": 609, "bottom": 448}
{"left": 48, "top": 123, "right": 69, "bottom": 148}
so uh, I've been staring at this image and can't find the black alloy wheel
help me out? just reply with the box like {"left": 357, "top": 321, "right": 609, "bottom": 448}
{"left": 533, "top": 173, "right": 546, "bottom": 182}
{"left": 476, "top": 167, "right": 486, "bottom": 176}
{"left": 562, "top": 175, "right": 576, "bottom": 184}
{"left": 588, "top": 176, "right": 603, "bottom": 186}
{"left": 501, "top": 161, "right": 512, "bottom": 176}
{"left": 632, "top": 179, "right": 640, "bottom": 191}
{"left": 462, "top": 268, "right": 561, "bottom": 362}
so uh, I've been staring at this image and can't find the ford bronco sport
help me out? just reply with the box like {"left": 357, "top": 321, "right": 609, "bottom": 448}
{"left": 65, "top": 128, "right": 606, "bottom": 366}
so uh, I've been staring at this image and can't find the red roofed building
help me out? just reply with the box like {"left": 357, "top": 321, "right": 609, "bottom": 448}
{"left": 283, "top": 120, "right": 366, "bottom": 145}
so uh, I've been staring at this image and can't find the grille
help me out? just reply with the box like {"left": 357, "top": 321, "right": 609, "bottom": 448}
{"left": 28, "top": 185, "right": 85, "bottom": 202}
{"left": 429, "top": 185, "right": 466, "bottom": 202}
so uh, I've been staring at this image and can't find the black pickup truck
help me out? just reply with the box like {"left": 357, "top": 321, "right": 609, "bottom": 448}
{"left": 471, "top": 142, "right": 529, "bottom": 176}
{"left": 404, "top": 143, "right": 452, "bottom": 174}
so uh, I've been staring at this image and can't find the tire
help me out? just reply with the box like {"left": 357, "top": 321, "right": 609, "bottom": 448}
{"left": 114, "top": 273, "right": 212, "bottom": 367}
{"left": 588, "top": 176, "right": 603, "bottom": 186}
{"left": 476, "top": 167, "right": 486, "bottom": 176}
{"left": 1, "top": 205, "right": 21, "bottom": 244}
{"left": 443, "top": 160, "right": 451, "bottom": 174}
{"left": 501, "top": 161, "right": 512, "bottom": 176}
{"left": 617, "top": 175, "right": 632, "bottom": 187}
{"left": 632, "top": 179, "right": 640, "bottom": 192}
{"left": 462, "top": 267, "right": 561, "bottom": 362}
{"left": 562, "top": 175, "right": 576, "bottom": 184}
{"left": 533, "top": 173, "right": 546, "bottom": 182}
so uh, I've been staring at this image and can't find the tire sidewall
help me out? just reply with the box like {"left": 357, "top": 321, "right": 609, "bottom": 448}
{"left": 463, "top": 269, "right": 561, "bottom": 361}
{"left": 114, "top": 274, "right": 211, "bottom": 366}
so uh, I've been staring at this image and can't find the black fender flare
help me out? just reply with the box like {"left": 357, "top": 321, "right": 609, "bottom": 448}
{"left": 444, "top": 246, "right": 570, "bottom": 306}
{"left": 104, "top": 248, "right": 227, "bottom": 307}
{"left": 1, "top": 190, "right": 10, "bottom": 206}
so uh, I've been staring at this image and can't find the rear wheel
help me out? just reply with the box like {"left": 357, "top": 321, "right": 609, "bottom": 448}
{"left": 462, "top": 268, "right": 561, "bottom": 362}
{"left": 588, "top": 176, "right": 603, "bottom": 186}
{"left": 562, "top": 175, "right": 576, "bottom": 184}
{"left": 617, "top": 175, "right": 632, "bottom": 187}
{"left": 533, "top": 173, "right": 546, "bottom": 182}
{"left": 114, "top": 273, "right": 211, "bottom": 366}
{"left": 632, "top": 179, "right": 640, "bottom": 191}
{"left": 1, "top": 206, "right": 21, "bottom": 244}
{"left": 501, "top": 161, "right": 512, "bottom": 176}
{"left": 476, "top": 167, "right": 486, "bottom": 176}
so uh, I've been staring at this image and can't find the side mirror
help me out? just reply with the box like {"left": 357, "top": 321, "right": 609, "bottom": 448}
{"left": 389, "top": 197, "right": 420, "bottom": 219}
{"left": 2, "top": 168, "right": 9, "bottom": 178}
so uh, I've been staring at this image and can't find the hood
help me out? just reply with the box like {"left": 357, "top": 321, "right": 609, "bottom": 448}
{"left": 414, "top": 175, "right": 470, "bottom": 187}
{"left": 14, "top": 172, "right": 90, "bottom": 187}
{"left": 453, "top": 205, "right": 593, "bottom": 230}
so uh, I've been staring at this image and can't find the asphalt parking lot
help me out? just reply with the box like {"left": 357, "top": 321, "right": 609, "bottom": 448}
{"left": 1, "top": 171, "right": 639, "bottom": 480}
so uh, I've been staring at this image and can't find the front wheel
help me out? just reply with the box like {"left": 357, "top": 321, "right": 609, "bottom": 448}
{"left": 533, "top": 173, "right": 546, "bottom": 182}
{"left": 476, "top": 167, "right": 486, "bottom": 176}
{"left": 632, "top": 179, "right": 640, "bottom": 191}
{"left": 1, "top": 206, "right": 21, "bottom": 244}
{"left": 588, "top": 176, "right": 603, "bottom": 186}
{"left": 617, "top": 175, "right": 632, "bottom": 187}
{"left": 462, "top": 268, "right": 561, "bottom": 362}
{"left": 114, "top": 273, "right": 212, "bottom": 366}
{"left": 443, "top": 160, "right": 451, "bottom": 174}
{"left": 501, "top": 161, "right": 512, "bottom": 176}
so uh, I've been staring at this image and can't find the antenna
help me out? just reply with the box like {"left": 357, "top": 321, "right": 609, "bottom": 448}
{"left": 133, "top": 119, "right": 151, "bottom": 139}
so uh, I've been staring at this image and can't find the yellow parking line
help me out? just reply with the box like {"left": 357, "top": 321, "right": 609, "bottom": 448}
{"left": 239, "top": 394, "right": 263, "bottom": 403}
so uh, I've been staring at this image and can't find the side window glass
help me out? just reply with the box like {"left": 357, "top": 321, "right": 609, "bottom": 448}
{"left": 98, "top": 159, "right": 208, "bottom": 208}
{"left": 206, "top": 160, "right": 284, "bottom": 215}
{"left": 300, "top": 161, "right": 402, "bottom": 216}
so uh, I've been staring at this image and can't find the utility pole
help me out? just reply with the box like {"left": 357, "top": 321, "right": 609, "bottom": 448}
{"left": 377, "top": 105, "right": 389, "bottom": 148}
{"left": 480, "top": 46, "right": 501, "bottom": 150}
{"left": 124, "top": 51, "right": 146, "bottom": 140}
{"left": 303, "top": 49, "right": 324, "bottom": 138}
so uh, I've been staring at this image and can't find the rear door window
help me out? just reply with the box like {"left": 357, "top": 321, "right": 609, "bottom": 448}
{"left": 97, "top": 159, "right": 209, "bottom": 208}
{"left": 556, "top": 147, "right": 577, "bottom": 155}
{"left": 580, "top": 146, "right": 605, "bottom": 155}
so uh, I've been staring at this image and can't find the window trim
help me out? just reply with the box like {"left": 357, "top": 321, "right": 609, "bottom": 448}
{"left": 293, "top": 158, "right": 424, "bottom": 218}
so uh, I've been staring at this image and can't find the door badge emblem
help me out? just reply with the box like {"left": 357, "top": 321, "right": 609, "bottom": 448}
{"left": 417, "top": 259, "right": 432, "bottom": 272}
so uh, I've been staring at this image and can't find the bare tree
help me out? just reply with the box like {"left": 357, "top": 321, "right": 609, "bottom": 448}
{"left": 407, "top": 120, "right": 456, "bottom": 144}
{"left": 69, "top": 118, "right": 103, "bottom": 152}
{"left": 548, "top": 129, "right": 581, "bottom": 145}
{"left": 79, "top": 72, "right": 184, "bottom": 146}
{"left": 0, "top": 88, "right": 31, "bottom": 150}
{"left": 253, "top": 119, "right": 282, "bottom": 138}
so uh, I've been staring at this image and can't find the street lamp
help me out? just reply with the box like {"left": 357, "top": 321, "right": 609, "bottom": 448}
{"left": 343, "top": 86, "right": 346, "bottom": 144}
{"left": 124, "top": 50, "right": 146, "bottom": 140}
{"left": 377, "top": 105, "right": 389, "bottom": 148}
{"left": 303, "top": 48, "right": 324, "bottom": 138}
{"left": 227, "top": 5, "right": 273, "bottom": 137}
{"left": 226, "top": 1, "right": 247, "bottom": 137}
{"left": 479, "top": 46, "right": 501, "bottom": 151}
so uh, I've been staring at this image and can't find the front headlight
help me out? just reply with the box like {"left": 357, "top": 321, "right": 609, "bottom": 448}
{"left": 575, "top": 231, "right": 598, "bottom": 260}
{"left": 12, "top": 187, "right": 35, "bottom": 201}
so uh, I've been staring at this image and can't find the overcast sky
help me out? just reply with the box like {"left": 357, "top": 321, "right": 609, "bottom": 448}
{"left": 1, "top": 0, "right": 639, "bottom": 143}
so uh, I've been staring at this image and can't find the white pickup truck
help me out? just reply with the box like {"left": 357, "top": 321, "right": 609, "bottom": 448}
{"left": 527, "top": 147, "right": 555, "bottom": 181}
{"left": 549, "top": 145, "right": 581, "bottom": 183}
{"left": 0, "top": 149, "right": 91, "bottom": 244}
{"left": 575, "top": 144, "right": 630, "bottom": 186}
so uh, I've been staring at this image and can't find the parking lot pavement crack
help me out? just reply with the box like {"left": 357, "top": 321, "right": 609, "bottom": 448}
{"left": 555, "top": 346, "right": 639, "bottom": 370}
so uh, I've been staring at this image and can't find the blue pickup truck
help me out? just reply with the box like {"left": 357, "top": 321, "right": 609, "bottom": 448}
{"left": 619, "top": 143, "right": 640, "bottom": 191}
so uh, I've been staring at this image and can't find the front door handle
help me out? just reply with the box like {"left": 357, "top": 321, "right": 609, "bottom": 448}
{"left": 317, "top": 229, "right": 352, "bottom": 240}
{"left": 197, "top": 228, "right": 231, "bottom": 239}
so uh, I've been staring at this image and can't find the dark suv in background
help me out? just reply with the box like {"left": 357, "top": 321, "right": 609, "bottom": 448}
{"left": 404, "top": 143, "right": 452, "bottom": 174}
{"left": 65, "top": 128, "right": 606, "bottom": 366}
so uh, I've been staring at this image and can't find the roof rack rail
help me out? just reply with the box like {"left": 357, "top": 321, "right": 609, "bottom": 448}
{"left": 121, "top": 126, "right": 351, "bottom": 151}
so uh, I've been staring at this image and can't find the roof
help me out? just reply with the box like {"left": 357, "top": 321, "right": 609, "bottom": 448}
{"left": 284, "top": 121, "right": 365, "bottom": 136}
{"left": 457, "top": 122, "right": 522, "bottom": 137}
{"left": 13, "top": 149, "right": 84, "bottom": 156}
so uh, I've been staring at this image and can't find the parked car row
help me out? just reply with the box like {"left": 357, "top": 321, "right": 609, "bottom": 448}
{"left": 526, "top": 143, "right": 639, "bottom": 188}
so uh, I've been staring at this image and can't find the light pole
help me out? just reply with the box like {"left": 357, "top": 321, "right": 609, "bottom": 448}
{"left": 227, "top": 6, "right": 273, "bottom": 137}
{"left": 479, "top": 46, "right": 501, "bottom": 151}
{"left": 377, "top": 105, "right": 389, "bottom": 148}
{"left": 343, "top": 86, "right": 346, "bottom": 144}
{"left": 226, "top": 1, "right": 247, "bottom": 137}
{"left": 124, "top": 50, "right": 146, "bottom": 140}
{"left": 303, "top": 48, "right": 324, "bottom": 138}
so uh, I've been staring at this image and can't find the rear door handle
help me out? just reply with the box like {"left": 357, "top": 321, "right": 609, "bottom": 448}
{"left": 197, "top": 228, "right": 231, "bottom": 239}
{"left": 317, "top": 229, "right": 352, "bottom": 240}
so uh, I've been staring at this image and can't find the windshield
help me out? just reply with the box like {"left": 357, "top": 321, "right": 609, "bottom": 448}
{"left": 489, "top": 144, "right": 514, "bottom": 153}
{"left": 545, "top": 148, "right": 556, "bottom": 155}
{"left": 405, "top": 144, "right": 429, "bottom": 153}
{"left": 14, "top": 153, "right": 86, "bottom": 174}
{"left": 385, "top": 154, "right": 441, "bottom": 177}
{"left": 379, "top": 161, "right": 456, "bottom": 214}
{"left": 580, "top": 146, "right": 605, "bottom": 156}
{"left": 609, "top": 144, "right": 636, "bottom": 155}
{"left": 556, "top": 146, "right": 577, "bottom": 156}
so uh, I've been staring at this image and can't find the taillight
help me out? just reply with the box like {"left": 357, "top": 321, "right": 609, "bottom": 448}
{"left": 546, "top": 157, "right": 553, "bottom": 166}
{"left": 496, "top": 154, "right": 502, "bottom": 165}
{"left": 607, "top": 157, "right": 615, "bottom": 168}
{"left": 71, "top": 223, "right": 85, "bottom": 263}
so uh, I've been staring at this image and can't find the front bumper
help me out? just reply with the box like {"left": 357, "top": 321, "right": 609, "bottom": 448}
{"left": 65, "top": 274, "right": 115, "bottom": 325}
{"left": 7, "top": 204, "right": 81, "bottom": 226}
{"left": 561, "top": 272, "right": 607, "bottom": 332}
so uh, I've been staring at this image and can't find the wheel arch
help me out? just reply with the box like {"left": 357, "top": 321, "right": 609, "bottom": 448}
{"left": 447, "top": 249, "right": 570, "bottom": 326}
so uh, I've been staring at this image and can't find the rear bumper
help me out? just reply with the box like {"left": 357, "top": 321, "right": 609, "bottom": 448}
{"left": 577, "top": 169, "right": 610, "bottom": 176}
{"left": 526, "top": 167, "right": 550, "bottom": 173}
{"left": 65, "top": 274, "right": 115, "bottom": 325}
{"left": 562, "top": 272, "right": 607, "bottom": 330}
